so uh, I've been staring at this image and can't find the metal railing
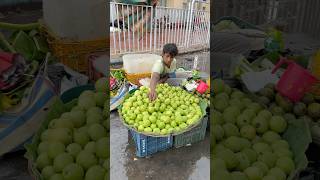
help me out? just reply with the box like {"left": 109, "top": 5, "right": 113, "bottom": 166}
{"left": 110, "top": 2, "right": 210, "bottom": 56}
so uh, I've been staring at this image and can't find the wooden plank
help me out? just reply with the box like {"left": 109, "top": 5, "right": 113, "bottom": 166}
{"left": 261, "top": 0, "right": 268, "bottom": 25}
{"left": 253, "top": 0, "right": 259, "bottom": 25}
{"left": 239, "top": 2, "right": 245, "bottom": 21}
{"left": 291, "top": 0, "right": 300, "bottom": 32}
{"left": 293, "top": 0, "right": 301, "bottom": 32}
{"left": 235, "top": 0, "right": 241, "bottom": 17}
{"left": 310, "top": 0, "right": 320, "bottom": 38}
{"left": 231, "top": 0, "right": 237, "bottom": 17}
{"left": 314, "top": 0, "right": 320, "bottom": 39}
{"left": 307, "top": 0, "right": 316, "bottom": 36}
{"left": 269, "top": 0, "right": 275, "bottom": 23}
{"left": 248, "top": 0, "right": 254, "bottom": 24}
{"left": 308, "top": 0, "right": 316, "bottom": 35}
{"left": 226, "top": 0, "right": 232, "bottom": 16}
{"left": 314, "top": 1, "right": 320, "bottom": 39}
{"left": 303, "top": 0, "right": 313, "bottom": 34}
{"left": 286, "top": 0, "right": 296, "bottom": 32}
{"left": 300, "top": 0, "right": 309, "bottom": 33}
{"left": 298, "top": 0, "right": 307, "bottom": 32}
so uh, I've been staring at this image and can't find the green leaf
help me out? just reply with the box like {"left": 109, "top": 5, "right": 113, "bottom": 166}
{"left": 0, "top": 32, "right": 16, "bottom": 53}
{"left": 8, "top": 30, "right": 20, "bottom": 43}
{"left": 264, "top": 52, "right": 280, "bottom": 64}
{"left": 33, "top": 35, "right": 49, "bottom": 53}
{"left": 32, "top": 50, "right": 45, "bottom": 62}
{"left": 199, "top": 99, "right": 208, "bottom": 116}
{"left": 0, "top": 22, "right": 40, "bottom": 31}
{"left": 283, "top": 118, "right": 312, "bottom": 180}
{"left": 28, "top": 29, "right": 39, "bottom": 37}
{"left": 26, "top": 60, "right": 39, "bottom": 75}
{"left": 12, "top": 31, "right": 36, "bottom": 61}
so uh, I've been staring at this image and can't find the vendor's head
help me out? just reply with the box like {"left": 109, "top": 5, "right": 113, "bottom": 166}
{"left": 162, "top": 43, "right": 178, "bottom": 66}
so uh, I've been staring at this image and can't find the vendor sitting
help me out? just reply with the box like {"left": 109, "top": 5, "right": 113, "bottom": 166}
{"left": 149, "top": 43, "right": 178, "bottom": 101}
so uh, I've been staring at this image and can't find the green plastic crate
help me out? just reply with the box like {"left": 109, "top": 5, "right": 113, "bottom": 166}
{"left": 173, "top": 116, "right": 208, "bottom": 148}
{"left": 60, "top": 84, "right": 94, "bottom": 103}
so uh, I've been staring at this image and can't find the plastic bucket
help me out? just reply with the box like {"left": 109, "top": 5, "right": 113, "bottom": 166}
{"left": 196, "top": 81, "right": 209, "bottom": 94}
{"left": 272, "top": 57, "right": 319, "bottom": 102}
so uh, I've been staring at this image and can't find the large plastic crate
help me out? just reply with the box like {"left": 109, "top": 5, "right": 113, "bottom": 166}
{"left": 173, "top": 116, "right": 208, "bottom": 148}
{"left": 129, "top": 130, "right": 173, "bottom": 157}
{"left": 40, "top": 24, "right": 107, "bottom": 75}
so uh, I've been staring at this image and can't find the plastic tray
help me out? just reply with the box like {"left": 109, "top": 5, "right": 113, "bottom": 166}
{"left": 173, "top": 116, "right": 208, "bottom": 148}
{"left": 129, "top": 130, "right": 173, "bottom": 157}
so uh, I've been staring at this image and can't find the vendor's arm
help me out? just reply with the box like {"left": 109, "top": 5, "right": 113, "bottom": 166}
{"left": 149, "top": 72, "right": 160, "bottom": 101}
{"left": 158, "top": 73, "right": 169, "bottom": 83}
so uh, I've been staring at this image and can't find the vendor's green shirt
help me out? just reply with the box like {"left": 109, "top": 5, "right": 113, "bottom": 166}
{"left": 151, "top": 58, "right": 176, "bottom": 77}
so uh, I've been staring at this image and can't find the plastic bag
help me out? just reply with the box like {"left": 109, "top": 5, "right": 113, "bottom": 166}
{"left": 264, "top": 28, "right": 284, "bottom": 52}
{"left": 0, "top": 59, "right": 58, "bottom": 155}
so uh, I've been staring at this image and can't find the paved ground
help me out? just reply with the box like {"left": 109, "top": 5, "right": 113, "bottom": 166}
{"left": 0, "top": 151, "right": 32, "bottom": 180}
{"left": 110, "top": 51, "right": 210, "bottom": 180}
{"left": 4, "top": 4, "right": 320, "bottom": 180}
{"left": 110, "top": 111, "right": 210, "bottom": 180}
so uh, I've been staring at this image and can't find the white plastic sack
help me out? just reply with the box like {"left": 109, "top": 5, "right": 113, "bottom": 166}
{"left": 241, "top": 70, "right": 279, "bottom": 92}
{"left": 92, "top": 55, "right": 108, "bottom": 76}
{"left": 59, "top": 63, "right": 89, "bottom": 94}
{"left": 0, "top": 75, "right": 58, "bottom": 156}
{"left": 110, "top": 83, "right": 129, "bottom": 111}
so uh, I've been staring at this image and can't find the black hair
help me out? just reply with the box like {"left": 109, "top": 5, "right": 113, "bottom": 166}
{"left": 162, "top": 43, "right": 178, "bottom": 57}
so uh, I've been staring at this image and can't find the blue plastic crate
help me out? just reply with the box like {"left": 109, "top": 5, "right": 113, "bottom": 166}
{"left": 173, "top": 116, "right": 208, "bottom": 148}
{"left": 129, "top": 130, "right": 173, "bottom": 157}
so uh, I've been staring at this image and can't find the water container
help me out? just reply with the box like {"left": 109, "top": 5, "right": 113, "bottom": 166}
{"left": 272, "top": 57, "right": 319, "bottom": 102}
{"left": 43, "top": 0, "right": 107, "bottom": 40}
{"left": 122, "top": 53, "right": 162, "bottom": 74}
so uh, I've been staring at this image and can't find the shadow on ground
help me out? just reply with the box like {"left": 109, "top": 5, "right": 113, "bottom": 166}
{"left": 0, "top": 151, "right": 32, "bottom": 180}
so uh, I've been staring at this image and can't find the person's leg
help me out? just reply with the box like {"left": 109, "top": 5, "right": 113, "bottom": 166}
{"left": 212, "top": 32, "right": 252, "bottom": 54}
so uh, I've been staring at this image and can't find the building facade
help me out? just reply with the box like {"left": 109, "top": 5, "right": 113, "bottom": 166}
{"left": 160, "top": 0, "right": 210, "bottom": 11}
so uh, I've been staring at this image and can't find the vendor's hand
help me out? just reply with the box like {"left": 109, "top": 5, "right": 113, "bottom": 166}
{"left": 149, "top": 90, "right": 157, "bottom": 101}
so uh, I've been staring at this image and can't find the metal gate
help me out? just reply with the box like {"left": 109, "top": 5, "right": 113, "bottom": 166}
{"left": 110, "top": 1, "right": 210, "bottom": 56}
